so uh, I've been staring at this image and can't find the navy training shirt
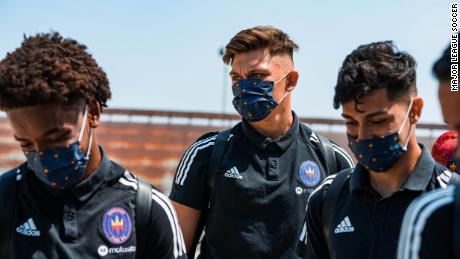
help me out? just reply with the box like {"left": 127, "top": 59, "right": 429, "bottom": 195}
{"left": 6, "top": 147, "right": 186, "bottom": 259}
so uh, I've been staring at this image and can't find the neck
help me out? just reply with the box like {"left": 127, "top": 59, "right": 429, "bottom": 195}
{"left": 249, "top": 102, "right": 293, "bottom": 140}
{"left": 368, "top": 138, "right": 422, "bottom": 198}
{"left": 82, "top": 138, "right": 102, "bottom": 180}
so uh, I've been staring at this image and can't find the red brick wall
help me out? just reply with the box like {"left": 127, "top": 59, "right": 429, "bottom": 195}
{"left": 0, "top": 117, "right": 440, "bottom": 194}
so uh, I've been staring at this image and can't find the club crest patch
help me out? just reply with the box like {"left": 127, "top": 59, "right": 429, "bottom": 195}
{"left": 299, "top": 160, "right": 321, "bottom": 187}
{"left": 102, "top": 207, "right": 133, "bottom": 245}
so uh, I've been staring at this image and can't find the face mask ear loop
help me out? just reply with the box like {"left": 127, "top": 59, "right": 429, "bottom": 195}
{"left": 84, "top": 128, "right": 93, "bottom": 160}
{"left": 399, "top": 99, "right": 414, "bottom": 150}
{"left": 277, "top": 91, "right": 290, "bottom": 104}
{"left": 78, "top": 105, "right": 89, "bottom": 143}
{"left": 77, "top": 105, "right": 92, "bottom": 160}
{"left": 274, "top": 72, "right": 292, "bottom": 104}
{"left": 274, "top": 72, "right": 290, "bottom": 85}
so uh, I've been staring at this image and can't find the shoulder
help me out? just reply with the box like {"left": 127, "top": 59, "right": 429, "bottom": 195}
{"left": 117, "top": 172, "right": 186, "bottom": 257}
{"left": 432, "top": 163, "right": 458, "bottom": 188}
{"left": 308, "top": 174, "right": 337, "bottom": 206}
{"left": 398, "top": 185, "right": 456, "bottom": 259}
{"left": 308, "top": 168, "right": 354, "bottom": 206}
{"left": 1, "top": 163, "right": 27, "bottom": 185}
{"left": 300, "top": 125, "right": 354, "bottom": 168}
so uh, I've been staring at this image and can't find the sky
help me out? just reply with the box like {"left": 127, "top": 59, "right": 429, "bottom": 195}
{"left": 0, "top": 0, "right": 453, "bottom": 123}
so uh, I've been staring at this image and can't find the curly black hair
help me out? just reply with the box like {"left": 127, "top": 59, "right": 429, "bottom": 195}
{"left": 333, "top": 41, "right": 417, "bottom": 111}
{"left": 0, "top": 32, "right": 111, "bottom": 110}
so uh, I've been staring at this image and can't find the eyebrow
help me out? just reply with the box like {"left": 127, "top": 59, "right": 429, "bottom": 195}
{"left": 229, "top": 67, "right": 270, "bottom": 78}
{"left": 341, "top": 110, "right": 388, "bottom": 120}
{"left": 14, "top": 127, "right": 67, "bottom": 142}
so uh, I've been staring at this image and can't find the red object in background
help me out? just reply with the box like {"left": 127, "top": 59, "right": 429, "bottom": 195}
{"left": 431, "top": 130, "right": 458, "bottom": 172}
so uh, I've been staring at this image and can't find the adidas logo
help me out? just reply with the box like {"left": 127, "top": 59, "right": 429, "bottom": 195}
{"left": 224, "top": 167, "right": 243, "bottom": 179}
{"left": 334, "top": 216, "right": 354, "bottom": 234}
{"left": 16, "top": 218, "right": 41, "bottom": 237}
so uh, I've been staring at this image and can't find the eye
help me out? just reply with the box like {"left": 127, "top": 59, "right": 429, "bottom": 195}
{"left": 345, "top": 120, "right": 357, "bottom": 126}
{"left": 248, "top": 73, "right": 263, "bottom": 80}
{"left": 231, "top": 76, "right": 242, "bottom": 84}
{"left": 371, "top": 119, "right": 387, "bottom": 125}
{"left": 20, "top": 142, "right": 32, "bottom": 148}
{"left": 47, "top": 132, "right": 71, "bottom": 143}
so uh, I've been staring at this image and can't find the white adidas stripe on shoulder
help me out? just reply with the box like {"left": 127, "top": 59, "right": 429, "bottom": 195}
{"left": 151, "top": 188, "right": 186, "bottom": 258}
{"left": 331, "top": 143, "right": 354, "bottom": 168}
{"left": 397, "top": 186, "right": 455, "bottom": 259}
{"left": 175, "top": 135, "right": 216, "bottom": 181}
{"left": 436, "top": 170, "right": 453, "bottom": 188}
{"left": 175, "top": 135, "right": 217, "bottom": 185}
{"left": 310, "top": 131, "right": 320, "bottom": 143}
{"left": 299, "top": 174, "right": 337, "bottom": 243}
{"left": 118, "top": 171, "right": 137, "bottom": 190}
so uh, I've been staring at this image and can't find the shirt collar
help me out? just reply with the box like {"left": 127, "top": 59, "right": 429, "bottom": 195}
{"left": 242, "top": 111, "right": 299, "bottom": 152}
{"left": 69, "top": 146, "right": 115, "bottom": 202}
{"left": 350, "top": 144, "right": 434, "bottom": 192}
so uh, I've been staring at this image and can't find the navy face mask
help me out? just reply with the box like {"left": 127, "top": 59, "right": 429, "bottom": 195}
{"left": 25, "top": 106, "right": 93, "bottom": 189}
{"left": 232, "top": 73, "right": 289, "bottom": 122}
{"left": 347, "top": 99, "right": 413, "bottom": 172}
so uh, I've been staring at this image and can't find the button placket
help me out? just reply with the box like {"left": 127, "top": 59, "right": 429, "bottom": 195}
{"left": 267, "top": 157, "right": 280, "bottom": 180}
{"left": 63, "top": 202, "right": 78, "bottom": 240}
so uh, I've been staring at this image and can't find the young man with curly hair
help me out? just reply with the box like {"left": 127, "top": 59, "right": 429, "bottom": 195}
{"left": 0, "top": 32, "right": 186, "bottom": 259}
{"left": 299, "top": 41, "right": 459, "bottom": 259}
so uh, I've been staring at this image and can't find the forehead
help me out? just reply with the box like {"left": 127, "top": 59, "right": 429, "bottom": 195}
{"left": 231, "top": 48, "right": 288, "bottom": 73}
{"left": 342, "top": 89, "right": 392, "bottom": 114}
{"left": 342, "top": 88, "right": 410, "bottom": 118}
{"left": 6, "top": 102, "right": 82, "bottom": 137}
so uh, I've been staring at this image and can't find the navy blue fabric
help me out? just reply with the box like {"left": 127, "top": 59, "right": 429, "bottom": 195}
{"left": 25, "top": 141, "right": 88, "bottom": 189}
{"left": 232, "top": 79, "right": 277, "bottom": 122}
{"left": 347, "top": 133, "right": 406, "bottom": 172}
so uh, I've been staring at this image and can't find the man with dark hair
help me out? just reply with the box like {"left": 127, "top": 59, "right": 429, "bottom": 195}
{"left": 0, "top": 32, "right": 186, "bottom": 259}
{"left": 300, "top": 41, "right": 458, "bottom": 259}
{"left": 397, "top": 43, "right": 460, "bottom": 259}
{"left": 169, "top": 26, "right": 353, "bottom": 258}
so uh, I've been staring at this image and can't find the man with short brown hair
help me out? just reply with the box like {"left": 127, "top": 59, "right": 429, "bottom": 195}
{"left": 169, "top": 26, "right": 353, "bottom": 258}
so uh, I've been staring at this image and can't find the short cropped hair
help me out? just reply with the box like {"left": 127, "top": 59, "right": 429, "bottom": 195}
{"left": 0, "top": 32, "right": 111, "bottom": 110}
{"left": 433, "top": 44, "right": 454, "bottom": 81}
{"left": 334, "top": 41, "right": 417, "bottom": 111}
{"left": 222, "top": 26, "right": 299, "bottom": 65}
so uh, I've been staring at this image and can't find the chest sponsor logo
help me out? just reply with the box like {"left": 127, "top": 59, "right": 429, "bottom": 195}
{"left": 16, "top": 218, "right": 40, "bottom": 237}
{"left": 334, "top": 216, "right": 355, "bottom": 234}
{"left": 224, "top": 166, "right": 243, "bottom": 179}
{"left": 102, "top": 207, "right": 133, "bottom": 245}
{"left": 97, "top": 244, "right": 136, "bottom": 257}
{"left": 298, "top": 160, "right": 321, "bottom": 187}
{"left": 295, "top": 186, "right": 304, "bottom": 195}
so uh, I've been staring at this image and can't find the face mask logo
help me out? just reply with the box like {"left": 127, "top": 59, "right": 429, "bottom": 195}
{"left": 25, "top": 105, "right": 93, "bottom": 189}
{"left": 448, "top": 150, "right": 459, "bottom": 174}
{"left": 232, "top": 73, "right": 290, "bottom": 122}
{"left": 348, "top": 99, "right": 414, "bottom": 172}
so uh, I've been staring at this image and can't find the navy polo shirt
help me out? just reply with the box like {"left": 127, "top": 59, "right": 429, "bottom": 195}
{"left": 170, "top": 112, "right": 354, "bottom": 258}
{"left": 302, "top": 144, "right": 459, "bottom": 259}
{"left": 6, "top": 147, "right": 186, "bottom": 259}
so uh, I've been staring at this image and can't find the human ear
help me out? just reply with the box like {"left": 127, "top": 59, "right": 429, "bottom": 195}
{"left": 410, "top": 97, "right": 424, "bottom": 124}
{"left": 88, "top": 100, "right": 102, "bottom": 128}
{"left": 286, "top": 70, "right": 299, "bottom": 92}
